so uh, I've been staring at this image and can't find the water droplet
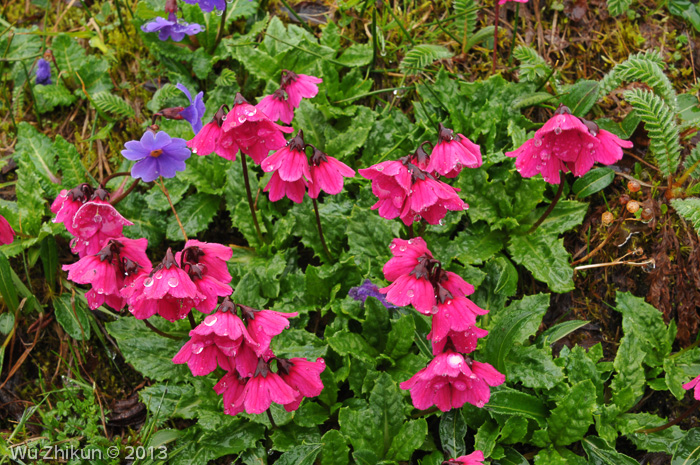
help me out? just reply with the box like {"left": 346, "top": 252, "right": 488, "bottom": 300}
{"left": 554, "top": 126, "right": 562, "bottom": 135}
{"left": 438, "top": 219, "right": 444, "bottom": 226}
{"left": 376, "top": 166, "right": 384, "bottom": 171}
{"left": 216, "top": 8, "right": 224, "bottom": 15}
{"left": 447, "top": 300, "right": 452, "bottom": 306}
{"left": 96, "top": 288, "right": 104, "bottom": 295}
{"left": 221, "top": 115, "right": 227, "bottom": 121}
{"left": 389, "top": 243, "right": 396, "bottom": 249}
{"left": 541, "top": 151, "right": 550, "bottom": 160}
{"left": 430, "top": 305, "right": 439, "bottom": 314}
{"left": 238, "top": 116, "right": 246, "bottom": 123}
{"left": 144, "top": 277, "right": 154, "bottom": 287}
{"left": 476, "top": 401, "right": 485, "bottom": 408}
{"left": 93, "top": 214, "right": 102, "bottom": 223}
{"left": 533, "top": 138, "right": 542, "bottom": 147}
{"left": 536, "top": 164, "right": 542, "bottom": 171}
{"left": 192, "top": 148, "right": 198, "bottom": 154}
{"left": 406, "top": 289, "right": 415, "bottom": 298}
{"left": 447, "top": 354, "right": 462, "bottom": 367}
{"left": 205, "top": 315, "right": 218, "bottom": 326}
{"left": 155, "top": 272, "right": 163, "bottom": 280}
{"left": 399, "top": 245, "right": 407, "bottom": 252}
{"left": 407, "top": 239, "right": 414, "bottom": 244}
{"left": 193, "top": 345, "right": 204, "bottom": 354}
{"left": 168, "top": 277, "right": 179, "bottom": 287}
{"left": 587, "top": 143, "right": 594, "bottom": 149}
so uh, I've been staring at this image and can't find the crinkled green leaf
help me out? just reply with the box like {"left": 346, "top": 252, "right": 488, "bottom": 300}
{"left": 439, "top": 409, "right": 468, "bottom": 458}
{"left": 506, "top": 345, "right": 565, "bottom": 389}
{"left": 548, "top": 379, "right": 596, "bottom": 446}
{"left": 508, "top": 232, "right": 574, "bottom": 293}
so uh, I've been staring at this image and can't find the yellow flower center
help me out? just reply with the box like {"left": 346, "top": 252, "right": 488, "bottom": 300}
{"left": 150, "top": 149, "right": 163, "bottom": 158}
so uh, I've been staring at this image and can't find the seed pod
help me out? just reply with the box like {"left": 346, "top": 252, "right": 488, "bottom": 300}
{"left": 602, "top": 211, "right": 614, "bottom": 225}
{"left": 641, "top": 207, "right": 653, "bottom": 221}
{"left": 626, "top": 200, "right": 640, "bottom": 214}
{"left": 619, "top": 194, "right": 630, "bottom": 205}
{"left": 628, "top": 180, "right": 641, "bottom": 192}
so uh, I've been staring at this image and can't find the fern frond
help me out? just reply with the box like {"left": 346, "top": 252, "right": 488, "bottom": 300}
{"left": 513, "top": 46, "right": 552, "bottom": 84}
{"left": 607, "top": 0, "right": 633, "bottom": 16}
{"left": 616, "top": 55, "right": 676, "bottom": 109}
{"left": 399, "top": 45, "right": 453, "bottom": 75}
{"left": 624, "top": 88, "right": 681, "bottom": 177}
{"left": 452, "top": 0, "right": 477, "bottom": 39}
{"left": 91, "top": 92, "right": 135, "bottom": 119}
{"left": 216, "top": 69, "right": 237, "bottom": 87}
{"left": 12, "top": 85, "right": 24, "bottom": 116}
{"left": 671, "top": 198, "right": 700, "bottom": 233}
{"left": 682, "top": 146, "right": 700, "bottom": 180}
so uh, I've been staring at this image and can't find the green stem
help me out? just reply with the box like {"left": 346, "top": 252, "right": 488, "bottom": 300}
{"left": 334, "top": 85, "right": 414, "bottom": 104}
{"left": 507, "top": 3, "right": 520, "bottom": 66}
{"left": 676, "top": 158, "right": 700, "bottom": 186}
{"left": 211, "top": 2, "right": 228, "bottom": 54}
{"left": 159, "top": 177, "right": 188, "bottom": 242}
{"left": 385, "top": 3, "right": 415, "bottom": 46}
{"left": 240, "top": 154, "right": 265, "bottom": 245}
{"left": 528, "top": 178, "right": 565, "bottom": 234}
{"left": 278, "top": 0, "right": 314, "bottom": 34}
{"left": 492, "top": 0, "right": 500, "bottom": 73}
{"left": 144, "top": 319, "right": 180, "bottom": 340}
{"left": 635, "top": 400, "right": 700, "bottom": 434}
{"left": 312, "top": 198, "right": 332, "bottom": 261}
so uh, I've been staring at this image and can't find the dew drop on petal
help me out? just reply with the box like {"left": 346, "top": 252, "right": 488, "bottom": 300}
{"left": 389, "top": 243, "right": 396, "bottom": 249}
{"left": 221, "top": 115, "right": 227, "bottom": 121}
{"left": 406, "top": 289, "right": 415, "bottom": 298}
{"left": 93, "top": 214, "right": 102, "bottom": 223}
{"left": 144, "top": 278, "right": 154, "bottom": 288}
{"left": 407, "top": 239, "right": 414, "bottom": 244}
{"left": 376, "top": 166, "right": 384, "bottom": 171}
{"left": 533, "top": 138, "right": 542, "bottom": 147}
{"left": 205, "top": 315, "right": 217, "bottom": 326}
{"left": 554, "top": 126, "right": 562, "bottom": 135}
{"left": 155, "top": 272, "right": 163, "bottom": 280}
{"left": 192, "top": 148, "right": 198, "bottom": 154}
{"left": 430, "top": 305, "right": 439, "bottom": 315}
{"left": 168, "top": 277, "right": 179, "bottom": 287}
{"left": 447, "top": 354, "right": 463, "bottom": 367}
{"left": 399, "top": 245, "right": 407, "bottom": 252}
{"left": 193, "top": 345, "right": 204, "bottom": 354}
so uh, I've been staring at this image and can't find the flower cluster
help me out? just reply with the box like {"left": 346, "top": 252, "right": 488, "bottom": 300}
{"left": 51, "top": 184, "right": 133, "bottom": 257}
{"left": 360, "top": 125, "right": 479, "bottom": 226}
{"left": 173, "top": 296, "right": 325, "bottom": 415}
{"left": 141, "top": 0, "right": 202, "bottom": 42}
{"left": 381, "top": 238, "right": 504, "bottom": 411}
{"left": 257, "top": 70, "right": 322, "bottom": 124}
{"left": 506, "top": 104, "right": 633, "bottom": 184}
{"left": 261, "top": 131, "right": 355, "bottom": 203}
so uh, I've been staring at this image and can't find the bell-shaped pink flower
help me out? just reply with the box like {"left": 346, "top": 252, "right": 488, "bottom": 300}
{"left": 384, "top": 237, "right": 432, "bottom": 282}
{"left": 307, "top": 147, "right": 355, "bottom": 198}
{"left": 187, "top": 105, "right": 240, "bottom": 160}
{"left": 229, "top": 358, "right": 299, "bottom": 414}
{"left": 220, "top": 93, "right": 293, "bottom": 164}
{"left": 0, "top": 214, "right": 15, "bottom": 245}
{"left": 177, "top": 240, "right": 233, "bottom": 313}
{"left": 239, "top": 305, "right": 298, "bottom": 356}
{"left": 431, "top": 326, "right": 489, "bottom": 355}
{"left": 277, "top": 357, "right": 326, "bottom": 411}
{"left": 125, "top": 248, "right": 204, "bottom": 322}
{"left": 428, "top": 297, "right": 488, "bottom": 344}
{"left": 63, "top": 238, "right": 151, "bottom": 310}
{"left": 69, "top": 190, "right": 133, "bottom": 257}
{"left": 359, "top": 161, "right": 412, "bottom": 220}
{"left": 683, "top": 374, "right": 700, "bottom": 400}
{"left": 427, "top": 124, "right": 482, "bottom": 178}
{"left": 446, "top": 451, "right": 486, "bottom": 465}
{"left": 262, "top": 131, "right": 311, "bottom": 203}
{"left": 280, "top": 70, "right": 322, "bottom": 108}
{"left": 381, "top": 272, "right": 436, "bottom": 313}
{"left": 214, "top": 371, "right": 248, "bottom": 416}
{"left": 51, "top": 184, "right": 93, "bottom": 231}
{"left": 506, "top": 104, "right": 633, "bottom": 184}
{"left": 398, "top": 175, "right": 466, "bottom": 226}
{"left": 257, "top": 89, "right": 294, "bottom": 125}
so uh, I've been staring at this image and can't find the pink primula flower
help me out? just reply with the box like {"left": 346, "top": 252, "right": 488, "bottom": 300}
{"left": 69, "top": 190, "right": 133, "bottom": 257}
{"left": 220, "top": 93, "right": 293, "bottom": 164}
{"left": 280, "top": 70, "right": 322, "bottom": 108}
{"left": 381, "top": 268, "right": 436, "bottom": 313}
{"left": 214, "top": 371, "right": 248, "bottom": 416}
{"left": 262, "top": 131, "right": 311, "bottom": 203}
{"left": 51, "top": 184, "right": 93, "bottom": 232}
{"left": 228, "top": 358, "right": 299, "bottom": 414}
{"left": 506, "top": 104, "right": 633, "bottom": 184}
{"left": 682, "top": 374, "right": 700, "bottom": 400}
{"left": 307, "top": 147, "right": 355, "bottom": 198}
{"left": 277, "top": 357, "right": 326, "bottom": 411}
{"left": 430, "top": 326, "right": 489, "bottom": 355}
{"left": 187, "top": 105, "right": 240, "bottom": 161}
{"left": 239, "top": 305, "right": 298, "bottom": 356}
{"left": 359, "top": 161, "right": 412, "bottom": 220}
{"left": 384, "top": 237, "right": 432, "bottom": 282}
{"left": 428, "top": 297, "right": 489, "bottom": 344}
{"left": 398, "top": 175, "right": 466, "bottom": 226}
{"left": 125, "top": 248, "right": 204, "bottom": 322}
{"left": 427, "top": 123, "right": 482, "bottom": 178}
{"left": 0, "top": 214, "right": 15, "bottom": 245}
{"left": 177, "top": 240, "right": 233, "bottom": 313}
{"left": 257, "top": 89, "right": 294, "bottom": 125}
{"left": 63, "top": 238, "right": 151, "bottom": 311}
{"left": 446, "top": 451, "right": 486, "bottom": 465}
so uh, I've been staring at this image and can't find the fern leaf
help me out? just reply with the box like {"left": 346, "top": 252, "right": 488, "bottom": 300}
{"left": 399, "top": 45, "right": 453, "bottom": 75}
{"left": 683, "top": 146, "right": 700, "bottom": 180}
{"left": 91, "top": 92, "right": 135, "bottom": 120}
{"left": 607, "top": 0, "right": 633, "bottom": 16}
{"left": 513, "top": 46, "right": 552, "bottom": 84}
{"left": 616, "top": 55, "right": 676, "bottom": 109}
{"left": 624, "top": 88, "right": 681, "bottom": 176}
{"left": 12, "top": 85, "right": 24, "bottom": 116}
{"left": 452, "top": 0, "right": 477, "bottom": 39}
{"left": 671, "top": 198, "right": 700, "bottom": 233}
{"left": 216, "top": 69, "right": 237, "bottom": 87}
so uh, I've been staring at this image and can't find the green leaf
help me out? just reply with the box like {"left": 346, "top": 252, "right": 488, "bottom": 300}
{"left": 327, "top": 330, "right": 378, "bottom": 366}
{"left": 139, "top": 383, "right": 200, "bottom": 420}
{"left": 386, "top": 418, "right": 427, "bottom": 461}
{"left": 440, "top": 409, "right": 468, "bottom": 458}
{"left": 165, "top": 193, "right": 220, "bottom": 241}
{"left": 615, "top": 292, "right": 675, "bottom": 367}
{"left": 572, "top": 168, "right": 615, "bottom": 198}
{"left": 276, "top": 444, "right": 322, "bottom": 465}
{"left": 0, "top": 252, "right": 19, "bottom": 312}
{"left": 474, "top": 420, "right": 499, "bottom": 458}
{"left": 559, "top": 79, "right": 599, "bottom": 116}
{"left": 106, "top": 317, "right": 189, "bottom": 381}
{"left": 669, "top": 0, "right": 700, "bottom": 32}
{"left": 582, "top": 436, "right": 640, "bottom": 464}
{"left": 548, "top": 379, "right": 596, "bottom": 446}
{"left": 34, "top": 83, "right": 77, "bottom": 113}
{"left": 53, "top": 294, "right": 91, "bottom": 340}
{"left": 15, "top": 164, "right": 46, "bottom": 236}
{"left": 496, "top": 447, "right": 530, "bottom": 465}
{"left": 485, "top": 388, "right": 548, "bottom": 425}
{"left": 610, "top": 332, "right": 646, "bottom": 411}
{"left": 506, "top": 345, "right": 565, "bottom": 389}
{"left": 537, "top": 320, "right": 590, "bottom": 346}
{"left": 371, "top": 372, "right": 405, "bottom": 457}
{"left": 483, "top": 293, "right": 550, "bottom": 372}
{"left": 615, "top": 413, "right": 686, "bottom": 454}
{"left": 347, "top": 206, "right": 401, "bottom": 269}
{"left": 337, "top": 43, "right": 373, "bottom": 67}
{"left": 607, "top": 0, "right": 633, "bottom": 16}
{"left": 672, "top": 429, "right": 700, "bottom": 465}
{"left": 664, "top": 348, "right": 700, "bottom": 401}
{"left": 272, "top": 328, "right": 328, "bottom": 359}
{"left": 526, "top": 200, "right": 589, "bottom": 235}
{"left": 672, "top": 198, "right": 700, "bottom": 233}
{"left": 55, "top": 136, "right": 89, "bottom": 189}
{"left": 321, "top": 429, "right": 349, "bottom": 465}
{"left": 14, "top": 122, "right": 60, "bottom": 197}
{"left": 91, "top": 92, "right": 135, "bottom": 119}
{"left": 385, "top": 314, "right": 415, "bottom": 359}
{"left": 399, "top": 44, "right": 453, "bottom": 75}
{"left": 172, "top": 419, "right": 265, "bottom": 465}
{"left": 508, "top": 232, "right": 574, "bottom": 293}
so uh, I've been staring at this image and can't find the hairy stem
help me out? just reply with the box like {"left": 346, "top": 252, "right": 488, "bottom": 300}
{"left": 266, "top": 409, "right": 278, "bottom": 429}
{"left": 528, "top": 179, "right": 565, "bottom": 234}
{"left": 312, "top": 198, "right": 332, "bottom": 261}
{"left": 110, "top": 179, "right": 140, "bottom": 206}
{"left": 240, "top": 154, "right": 265, "bottom": 244}
{"left": 212, "top": 3, "right": 227, "bottom": 54}
{"left": 159, "top": 177, "right": 188, "bottom": 242}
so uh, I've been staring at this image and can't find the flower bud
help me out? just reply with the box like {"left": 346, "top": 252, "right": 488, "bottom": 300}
{"left": 626, "top": 200, "right": 640, "bottom": 214}
{"left": 601, "top": 211, "right": 614, "bottom": 225}
{"left": 627, "top": 180, "right": 641, "bottom": 192}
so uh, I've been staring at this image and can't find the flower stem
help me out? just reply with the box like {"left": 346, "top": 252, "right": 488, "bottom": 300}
{"left": 158, "top": 177, "right": 188, "bottom": 242}
{"left": 635, "top": 400, "right": 700, "bottom": 434}
{"left": 240, "top": 154, "right": 265, "bottom": 245}
{"left": 110, "top": 179, "right": 139, "bottom": 206}
{"left": 492, "top": 0, "right": 500, "bottom": 73}
{"left": 312, "top": 198, "right": 332, "bottom": 261}
{"left": 101, "top": 171, "right": 132, "bottom": 186}
{"left": 188, "top": 312, "right": 196, "bottom": 331}
{"left": 266, "top": 409, "right": 278, "bottom": 429}
{"left": 528, "top": 179, "right": 565, "bottom": 234}
{"left": 212, "top": 2, "right": 227, "bottom": 54}
{"left": 507, "top": 3, "right": 520, "bottom": 66}
{"left": 143, "top": 319, "right": 180, "bottom": 340}
{"left": 411, "top": 406, "right": 438, "bottom": 418}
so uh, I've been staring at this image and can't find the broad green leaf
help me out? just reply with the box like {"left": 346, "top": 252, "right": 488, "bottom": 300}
{"left": 439, "top": 409, "right": 468, "bottom": 458}
{"left": 672, "top": 429, "right": 700, "bottom": 465}
{"left": 272, "top": 329, "right": 328, "bottom": 359}
{"left": 506, "top": 345, "right": 565, "bottom": 389}
{"left": 495, "top": 447, "right": 530, "bottom": 465}
{"left": 572, "top": 168, "right": 615, "bottom": 198}
{"left": 615, "top": 413, "right": 686, "bottom": 454}
{"left": 499, "top": 416, "right": 528, "bottom": 444}
{"left": 508, "top": 232, "right": 574, "bottom": 293}
{"left": 140, "top": 384, "right": 200, "bottom": 420}
{"left": 347, "top": 206, "right": 401, "bottom": 271}
{"left": 483, "top": 293, "right": 550, "bottom": 372}
{"left": 337, "top": 43, "right": 373, "bottom": 67}
{"left": 582, "top": 436, "right": 640, "bottom": 465}
{"left": 321, "top": 429, "right": 349, "bottom": 465}
{"left": 327, "top": 330, "right": 378, "bottom": 366}
{"left": 53, "top": 294, "right": 91, "bottom": 341}
{"left": 664, "top": 347, "right": 700, "bottom": 400}
{"left": 564, "top": 345, "right": 604, "bottom": 401}
{"left": 276, "top": 444, "right": 322, "bottom": 465}
{"left": 611, "top": 333, "right": 646, "bottom": 411}
{"left": 339, "top": 404, "right": 382, "bottom": 458}
{"left": 165, "top": 193, "right": 220, "bottom": 241}
{"left": 615, "top": 292, "right": 675, "bottom": 367}
{"left": 548, "top": 379, "right": 596, "bottom": 446}
{"left": 524, "top": 200, "right": 589, "bottom": 235}
{"left": 0, "top": 251, "right": 19, "bottom": 312}
{"left": 485, "top": 388, "right": 548, "bottom": 425}
{"left": 385, "top": 314, "right": 415, "bottom": 359}
{"left": 537, "top": 320, "right": 590, "bottom": 346}
{"left": 474, "top": 420, "right": 499, "bottom": 458}
{"left": 171, "top": 419, "right": 265, "bottom": 465}
{"left": 386, "top": 418, "right": 427, "bottom": 461}
{"left": 371, "top": 372, "right": 405, "bottom": 457}
{"left": 473, "top": 256, "right": 518, "bottom": 315}
{"left": 560, "top": 79, "right": 599, "bottom": 116}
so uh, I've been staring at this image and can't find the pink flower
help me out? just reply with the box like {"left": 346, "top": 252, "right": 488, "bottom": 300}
{"left": 214, "top": 371, "right": 248, "bottom": 416}
{"left": 498, "top": 0, "right": 527, "bottom": 4}
{"left": 381, "top": 271, "right": 436, "bottom": 314}
{"left": 277, "top": 357, "right": 326, "bottom": 411}
{"left": 307, "top": 148, "right": 355, "bottom": 198}
{"left": 506, "top": 104, "right": 633, "bottom": 184}
{"left": 257, "top": 89, "right": 294, "bottom": 124}
{"left": 187, "top": 105, "right": 240, "bottom": 160}
{"left": 359, "top": 161, "right": 411, "bottom": 220}
{"left": 383, "top": 237, "right": 432, "bottom": 282}
{"left": 69, "top": 193, "right": 133, "bottom": 257}
{"left": 177, "top": 240, "right": 233, "bottom": 313}
{"left": 400, "top": 351, "right": 504, "bottom": 411}
{"left": 51, "top": 184, "right": 93, "bottom": 231}
{"left": 428, "top": 297, "right": 488, "bottom": 344}
{"left": 220, "top": 93, "right": 293, "bottom": 164}
{"left": 262, "top": 131, "right": 311, "bottom": 203}
{"left": 446, "top": 451, "right": 486, "bottom": 465}
{"left": 0, "top": 214, "right": 15, "bottom": 245}
{"left": 430, "top": 326, "right": 489, "bottom": 355}
{"left": 125, "top": 248, "right": 204, "bottom": 322}
{"left": 427, "top": 124, "right": 482, "bottom": 178}
{"left": 239, "top": 305, "right": 298, "bottom": 356}
{"left": 682, "top": 374, "right": 700, "bottom": 400}
{"left": 280, "top": 70, "right": 322, "bottom": 108}
{"left": 228, "top": 358, "right": 299, "bottom": 414}
{"left": 63, "top": 238, "right": 151, "bottom": 310}
{"left": 440, "top": 271, "right": 476, "bottom": 297}
{"left": 398, "top": 175, "right": 466, "bottom": 226}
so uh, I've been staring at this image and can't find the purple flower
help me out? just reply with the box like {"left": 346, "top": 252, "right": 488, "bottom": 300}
{"left": 141, "top": 14, "right": 203, "bottom": 42}
{"left": 176, "top": 83, "right": 205, "bottom": 134}
{"left": 36, "top": 58, "right": 51, "bottom": 85}
{"left": 349, "top": 279, "right": 396, "bottom": 309}
{"left": 121, "top": 131, "right": 191, "bottom": 182}
{"left": 182, "top": 0, "right": 226, "bottom": 12}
